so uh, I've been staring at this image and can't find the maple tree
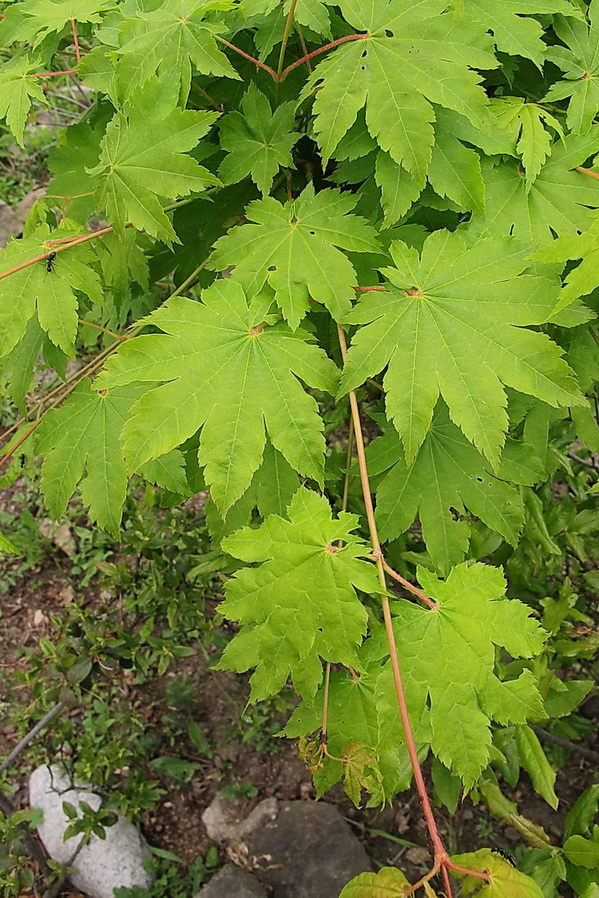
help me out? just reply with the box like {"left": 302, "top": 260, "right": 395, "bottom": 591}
{"left": 0, "top": 0, "right": 598, "bottom": 895}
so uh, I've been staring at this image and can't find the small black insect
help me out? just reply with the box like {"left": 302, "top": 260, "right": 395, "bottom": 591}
{"left": 491, "top": 848, "right": 517, "bottom": 867}
{"left": 45, "top": 250, "right": 57, "bottom": 273}
{"left": 19, "top": 453, "right": 26, "bottom": 468}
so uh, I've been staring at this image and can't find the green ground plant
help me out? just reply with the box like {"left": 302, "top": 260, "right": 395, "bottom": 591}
{"left": 1, "top": 0, "right": 599, "bottom": 895}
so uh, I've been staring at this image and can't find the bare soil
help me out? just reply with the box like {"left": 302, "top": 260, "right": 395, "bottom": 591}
{"left": 0, "top": 482, "right": 597, "bottom": 897}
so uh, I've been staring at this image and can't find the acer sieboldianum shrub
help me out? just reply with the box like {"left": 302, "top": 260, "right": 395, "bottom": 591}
{"left": 0, "top": 0, "right": 598, "bottom": 894}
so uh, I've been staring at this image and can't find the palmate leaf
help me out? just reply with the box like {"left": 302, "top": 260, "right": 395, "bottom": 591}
{"left": 242, "top": 0, "right": 334, "bottom": 37}
{"left": 451, "top": 849, "right": 544, "bottom": 897}
{"left": 216, "top": 487, "right": 380, "bottom": 700}
{"left": 210, "top": 184, "right": 380, "bottom": 329}
{"left": 218, "top": 84, "right": 300, "bottom": 196}
{"left": 283, "top": 661, "right": 418, "bottom": 802}
{"left": 95, "top": 281, "right": 338, "bottom": 513}
{"left": 375, "top": 564, "right": 547, "bottom": 786}
{"left": 87, "top": 76, "right": 220, "bottom": 243}
{"left": 304, "top": 0, "right": 496, "bottom": 178}
{"left": 0, "top": 0, "right": 116, "bottom": 46}
{"left": 456, "top": 0, "right": 582, "bottom": 66}
{"left": 0, "top": 229, "right": 103, "bottom": 358}
{"left": 535, "top": 214, "right": 599, "bottom": 311}
{"left": 110, "top": 0, "right": 240, "bottom": 93}
{"left": 205, "top": 442, "right": 300, "bottom": 542}
{"left": 369, "top": 406, "right": 531, "bottom": 575}
{"left": 465, "top": 127, "right": 599, "bottom": 242}
{"left": 545, "top": 2, "right": 599, "bottom": 134}
{"left": 339, "top": 867, "right": 412, "bottom": 897}
{"left": 0, "top": 55, "right": 47, "bottom": 146}
{"left": 489, "top": 97, "right": 564, "bottom": 189}
{"left": 340, "top": 231, "right": 583, "bottom": 469}
{"left": 35, "top": 379, "right": 145, "bottom": 533}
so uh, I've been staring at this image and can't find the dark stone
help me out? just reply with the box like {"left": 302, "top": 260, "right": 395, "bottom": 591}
{"left": 195, "top": 863, "right": 267, "bottom": 898}
{"left": 246, "top": 800, "right": 372, "bottom": 898}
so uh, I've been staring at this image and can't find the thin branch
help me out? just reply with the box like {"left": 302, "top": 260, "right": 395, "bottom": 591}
{"left": 379, "top": 556, "right": 437, "bottom": 610}
{"left": 80, "top": 321, "right": 127, "bottom": 341}
{"left": 531, "top": 724, "right": 599, "bottom": 763}
{"left": 214, "top": 35, "right": 278, "bottom": 78}
{"left": 33, "top": 68, "right": 77, "bottom": 78}
{"left": 279, "top": 33, "right": 368, "bottom": 80}
{"left": 70, "top": 18, "right": 81, "bottom": 63}
{"left": 294, "top": 23, "right": 313, "bottom": 74}
{"left": 576, "top": 165, "right": 599, "bottom": 181}
{"left": 337, "top": 325, "right": 490, "bottom": 895}
{"left": 321, "top": 662, "right": 332, "bottom": 745}
{"left": 0, "top": 704, "right": 64, "bottom": 774}
{"left": 277, "top": 0, "right": 299, "bottom": 76}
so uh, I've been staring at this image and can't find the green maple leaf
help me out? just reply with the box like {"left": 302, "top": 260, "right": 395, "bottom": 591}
{"left": 87, "top": 76, "right": 220, "bottom": 242}
{"left": 0, "top": 229, "right": 103, "bottom": 358}
{"left": 0, "top": 531, "right": 19, "bottom": 555}
{"left": 456, "top": 0, "right": 582, "bottom": 66}
{"left": 210, "top": 184, "right": 380, "bottom": 329}
{"left": 370, "top": 406, "right": 529, "bottom": 575}
{"left": 545, "top": 3, "right": 599, "bottom": 134}
{"left": 9, "top": 0, "right": 115, "bottom": 44}
{"left": 381, "top": 563, "right": 547, "bottom": 786}
{"left": 218, "top": 84, "right": 300, "bottom": 196}
{"left": 339, "top": 868, "right": 411, "bottom": 898}
{"left": 206, "top": 442, "right": 300, "bottom": 542}
{"left": 489, "top": 97, "right": 563, "bottom": 188}
{"left": 35, "top": 379, "right": 145, "bottom": 533}
{"left": 451, "top": 849, "right": 544, "bottom": 897}
{"left": 95, "top": 281, "right": 338, "bottom": 513}
{"left": 427, "top": 107, "right": 485, "bottom": 214}
{"left": 0, "top": 56, "right": 47, "bottom": 146}
{"left": 111, "top": 0, "right": 240, "bottom": 92}
{"left": 535, "top": 214, "right": 599, "bottom": 311}
{"left": 216, "top": 487, "right": 379, "bottom": 700}
{"left": 465, "top": 127, "right": 599, "bottom": 242}
{"left": 242, "top": 0, "right": 334, "bottom": 37}
{"left": 340, "top": 230, "right": 583, "bottom": 468}
{"left": 303, "top": 0, "right": 496, "bottom": 178}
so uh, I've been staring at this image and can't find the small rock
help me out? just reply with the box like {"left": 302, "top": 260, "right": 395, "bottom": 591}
{"left": 29, "top": 765, "right": 152, "bottom": 898}
{"left": 195, "top": 863, "right": 267, "bottom": 898}
{"left": 16, "top": 187, "right": 46, "bottom": 220}
{"left": 404, "top": 846, "right": 431, "bottom": 867}
{"left": 38, "top": 519, "right": 77, "bottom": 556}
{"left": 202, "top": 794, "right": 278, "bottom": 844}
{"left": 246, "top": 800, "right": 372, "bottom": 898}
{"left": 0, "top": 200, "right": 22, "bottom": 247}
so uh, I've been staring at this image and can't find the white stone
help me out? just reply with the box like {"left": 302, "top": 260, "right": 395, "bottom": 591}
{"left": 29, "top": 764, "right": 153, "bottom": 898}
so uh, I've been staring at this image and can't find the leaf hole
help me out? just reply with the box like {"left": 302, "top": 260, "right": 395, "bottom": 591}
{"left": 268, "top": 265, "right": 277, "bottom": 271}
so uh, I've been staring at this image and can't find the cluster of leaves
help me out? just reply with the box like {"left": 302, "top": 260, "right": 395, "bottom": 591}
{"left": 1, "top": 0, "right": 599, "bottom": 895}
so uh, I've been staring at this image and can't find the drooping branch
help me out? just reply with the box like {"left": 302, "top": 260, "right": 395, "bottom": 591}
{"left": 279, "top": 33, "right": 368, "bottom": 80}
{"left": 337, "top": 324, "right": 490, "bottom": 897}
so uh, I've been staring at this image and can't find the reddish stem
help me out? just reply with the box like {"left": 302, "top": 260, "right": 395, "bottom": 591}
{"left": 445, "top": 860, "right": 490, "bottom": 879}
{"left": 378, "top": 556, "right": 437, "bottom": 610}
{"left": 33, "top": 69, "right": 77, "bottom": 78}
{"left": 337, "top": 326, "right": 452, "bottom": 889}
{"left": 279, "top": 32, "right": 368, "bottom": 80}
{"left": 0, "top": 227, "right": 114, "bottom": 283}
{"left": 214, "top": 36, "right": 278, "bottom": 78}
{"left": 576, "top": 165, "right": 599, "bottom": 181}
{"left": 70, "top": 18, "right": 81, "bottom": 64}
{"left": 354, "top": 285, "right": 386, "bottom": 292}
